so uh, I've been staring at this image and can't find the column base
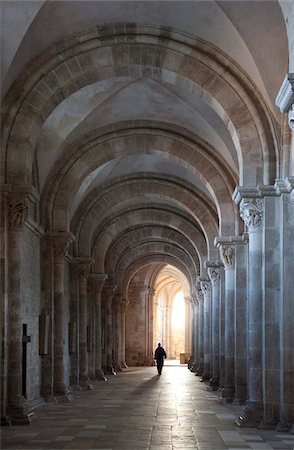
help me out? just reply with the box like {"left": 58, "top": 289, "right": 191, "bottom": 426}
{"left": 120, "top": 361, "right": 128, "bottom": 369}
{"left": 95, "top": 369, "right": 108, "bottom": 381}
{"left": 54, "top": 384, "right": 73, "bottom": 402}
{"left": 78, "top": 382, "right": 94, "bottom": 391}
{"left": 275, "top": 421, "right": 291, "bottom": 432}
{"left": 201, "top": 372, "right": 210, "bottom": 382}
{"left": 258, "top": 420, "right": 278, "bottom": 430}
{"left": 235, "top": 401, "right": 263, "bottom": 428}
{"left": 195, "top": 366, "right": 203, "bottom": 376}
{"left": 190, "top": 362, "right": 197, "bottom": 373}
{"left": 107, "top": 365, "right": 117, "bottom": 375}
{"left": 208, "top": 377, "right": 219, "bottom": 391}
{"left": 1, "top": 416, "right": 11, "bottom": 426}
{"left": 8, "top": 402, "right": 35, "bottom": 425}
{"left": 219, "top": 386, "right": 235, "bottom": 403}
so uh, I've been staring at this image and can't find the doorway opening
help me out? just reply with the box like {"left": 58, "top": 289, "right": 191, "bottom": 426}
{"left": 153, "top": 266, "right": 191, "bottom": 361}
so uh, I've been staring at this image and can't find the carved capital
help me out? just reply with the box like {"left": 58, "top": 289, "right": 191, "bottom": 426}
{"left": 240, "top": 198, "right": 263, "bottom": 232}
{"left": 48, "top": 232, "right": 75, "bottom": 262}
{"left": 200, "top": 280, "right": 211, "bottom": 295}
{"left": 148, "top": 287, "right": 156, "bottom": 297}
{"left": 90, "top": 273, "right": 108, "bottom": 293}
{"left": 208, "top": 266, "right": 221, "bottom": 285}
{"left": 219, "top": 245, "right": 235, "bottom": 269}
{"left": 78, "top": 263, "right": 92, "bottom": 280}
{"left": 289, "top": 105, "right": 294, "bottom": 130}
{"left": 196, "top": 286, "right": 204, "bottom": 303}
{"left": 7, "top": 196, "right": 28, "bottom": 230}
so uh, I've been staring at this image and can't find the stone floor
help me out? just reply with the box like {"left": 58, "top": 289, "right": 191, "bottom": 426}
{"left": 2, "top": 362, "right": 294, "bottom": 450}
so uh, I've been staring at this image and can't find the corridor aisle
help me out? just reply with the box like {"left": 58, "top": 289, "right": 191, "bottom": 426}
{"left": 2, "top": 366, "right": 294, "bottom": 450}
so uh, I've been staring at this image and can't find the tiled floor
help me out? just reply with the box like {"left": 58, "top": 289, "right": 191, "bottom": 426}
{"left": 1, "top": 363, "right": 294, "bottom": 450}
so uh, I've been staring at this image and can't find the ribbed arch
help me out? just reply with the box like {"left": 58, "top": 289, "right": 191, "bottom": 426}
{"left": 122, "top": 255, "right": 193, "bottom": 298}
{"left": 2, "top": 24, "right": 277, "bottom": 189}
{"left": 91, "top": 205, "right": 212, "bottom": 272}
{"left": 41, "top": 126, "right": 236, "bottom": 234}
{"left": 104, "top": 225, "right": 200, "bottom": 275}
{"left": 72, "top": 173, "right": 218, "bottom": 256}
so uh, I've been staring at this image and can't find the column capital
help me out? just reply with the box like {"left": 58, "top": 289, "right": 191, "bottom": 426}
{"left": 198, "top": 277, "right": 211, "bottom": 294}
{"left": 275, "top": 73, "right": 294, "bottom": 129}
{"left": 240, "top": 198, "right": 263, "bottom": 233}
{"left": 90, "top": 273, "right": 108, "bottom": 293}
{"left": 196, "top": 285, "right": 204, "bottom": 304}
{"left": 72, "top": 257, "right": 94, "bottom": 280}
{"left": 47, "top": 231, "right": 75, "bottom": 261}
{"left": 7, "top": 195, "right": 28, "bottom": 230}
{"left": 148, "top": 287, "right": 156, "bottom": 297}
{"left": 206, "top": 264, "right": 222, "bottom": 286}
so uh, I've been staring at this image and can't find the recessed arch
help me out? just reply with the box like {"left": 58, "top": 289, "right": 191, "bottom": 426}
{"left": 2, "top": 24, "right": 277, "bottom": 189}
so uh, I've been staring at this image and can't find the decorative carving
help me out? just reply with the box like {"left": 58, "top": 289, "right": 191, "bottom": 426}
{"left": 240, "top": 198, "right": 263, "bottom": 232}
{"left": 208, "top": 266, "right": 221, "bottom": 285}
{"left": 200, "top": 280, "right": 210, "bottom": 294}
{"left": 220, "top": 245, "right": 235, "bottom": 269}
{"left": 78, "top": 263, "right": 91, "bottom": 280}
{"left": 196, "top": 286, "right": 204, "bottom": 303}
{"left": 289, "top": 105, "right": 294, "bottom": 130}
{"left": 7, "top": 197, "right": 28, "bottom": 229}
{"left": 90, "top": 274, "right": 108, "bottom": 293}
{"left": 52, "top": 239, "right": 71, "bottom": 261}
{"left": 148, "top": 287, "right": 156, "bottom": 297}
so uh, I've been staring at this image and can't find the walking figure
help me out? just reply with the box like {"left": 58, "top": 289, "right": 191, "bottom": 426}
{"left": 154, "top": 343, "right": 166, "bottom": 375}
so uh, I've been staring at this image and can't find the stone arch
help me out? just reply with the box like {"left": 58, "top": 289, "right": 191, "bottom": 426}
{"left": 91, "top": 205, "right": 212, "bottom": 271}
{"left": 104, "top": 225, "right": 200, "bottom": 275}
{"left": 2, "top": 24, "right": 277, "bottom": 188}
{"left": 42, "top": 127, "right": 236, "bottom": 235}
{"left": 121, "top": 255, "right": 193, "bottom": 298}
{"left": 72, "top": 173, "right": 218, "bottom": 256}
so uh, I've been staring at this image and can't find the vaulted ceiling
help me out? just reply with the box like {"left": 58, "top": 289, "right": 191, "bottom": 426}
{"left": 1, "top": 1, "right": 289, "bottom": 295}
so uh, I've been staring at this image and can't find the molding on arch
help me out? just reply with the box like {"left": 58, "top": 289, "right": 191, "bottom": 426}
{"left": 2, "top": 24, "right": 278, "bottom": 187}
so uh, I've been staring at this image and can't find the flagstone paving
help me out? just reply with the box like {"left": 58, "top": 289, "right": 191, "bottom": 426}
{"left": 2, "top": 364, "right": 294, "bottom": 450}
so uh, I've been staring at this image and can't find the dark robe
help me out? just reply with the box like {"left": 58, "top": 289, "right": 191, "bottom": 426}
{"left": 154, "top": 346, "right": 166, "bottom": 374}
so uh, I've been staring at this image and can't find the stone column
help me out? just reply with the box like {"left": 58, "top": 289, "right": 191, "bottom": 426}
{"left": 237, "top": 197, "right": 264, "bottom": 426}
{"left": 147, "top": 288, "right": 155, "bottom": 365}
{"left": 120, "top": 298, "right": 128, "bottom": 368}
{"left": 195, "top": 285, "right": 204, "bottom": 376}
{"left": 189, "top": 290, "right": 199, "bottom": 372}
{"left": 113, "top": 292, "right": 123, "bottom": 371}
{"left": 104, "top": 284, "right": 117, "bottom": 375}
{"left": 234, "top": 236, "right": 248, "bottom": 404}
{"left": 199, "top": 278, "right": 211, "bottom": 382}
{"left": 76, "top": 260, "right": 93, "bottom": 390}
{"left": 218, "top": 243, "right": 235, "bottom": 402}
{"left": 6, "top": 195, "right": 34, "bottom": 424}
{"left": 207, "top": 261, "right": 222, "bottom": 390}
{"left": 50, "top": 231, "right": 75, "bottom": 401}
{"left": 90, "top": 273, "right": 107, "bottom": 381}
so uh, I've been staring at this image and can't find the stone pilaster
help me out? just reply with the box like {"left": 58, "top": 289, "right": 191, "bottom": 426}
{"left": 199, "top": 278, "right": 211, "bottom": 382}
{"left": 50, "top": 231, "right": 75, "bottom": 401}
{"left": 74, "top": 259, "right": 93, "bottom": 390}
{"left": 236, "top": 195, "right": 264, "bottom": 426}
{"left": 195, "top": 285, "right": 204, "bottom": 377}
{"left": 113, "top": 292, "right": 123, "bottom": 371}
{"left": 216, "top": 240, "right": 235, "bottom": 402}
{"left": 90, "top": 273, "right": 108, "bottom": 381}
{"left": 120, "top": 298, "right": 128, "bottom": 368}
{"left": 6, "top": 194, "right": 34, "bottom": 424}
{"left": 189, "top": 287, "right": 199, "bottom": 372}
{"left": 206, "top": 261, "right": 223, "bottom": 390}
{"left": 103, "top": 283, "right": 117, "bottom": 375}
{"left": 234, "top": 235, "right": 248, "bottom": 404}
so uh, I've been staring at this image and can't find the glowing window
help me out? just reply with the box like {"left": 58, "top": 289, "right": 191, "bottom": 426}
{"left": 171, "top": 291, "right": 185, "bottom": 329}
